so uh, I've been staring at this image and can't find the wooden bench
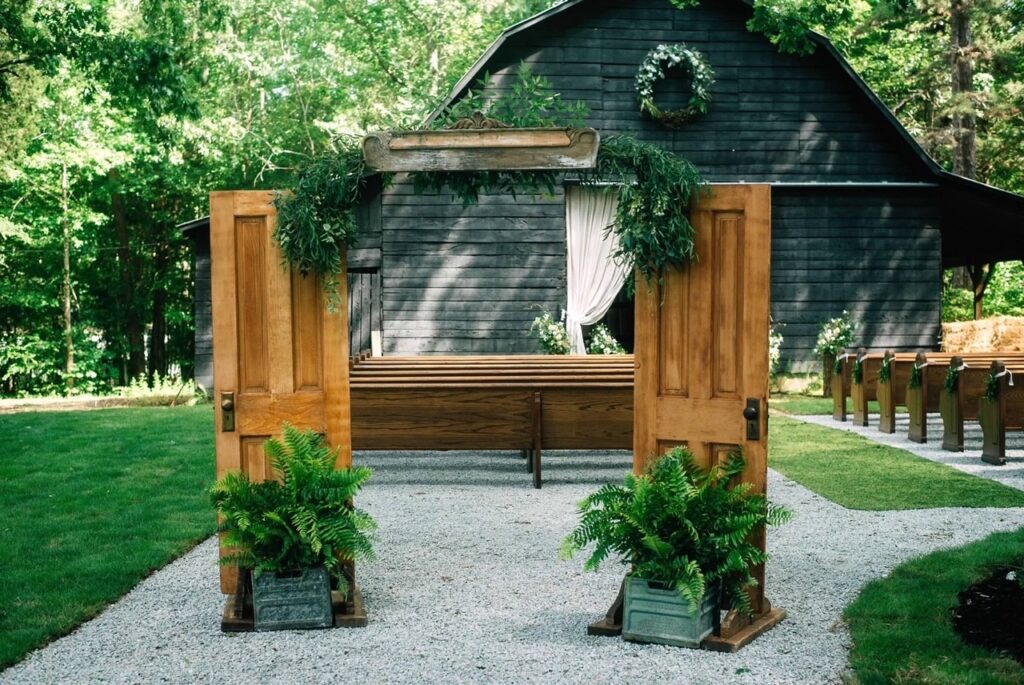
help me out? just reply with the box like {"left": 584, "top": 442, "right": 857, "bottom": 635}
{"left": 872, "top": 351, "right": 921, "bottom": 433}
{"left": 834, "top": 347, "right": 894, "bottom": 425}
{"left": 901, "top": 352, "right": 1024, "bottom": 443}
{"left": 979, "top": 360, "right": 1024, "bottom": 465}
{"left": 940, "top": 356, "right": 1024, "bottom": 453}
{"left": 349, "top": 355, "right": 634, "bottom": 488}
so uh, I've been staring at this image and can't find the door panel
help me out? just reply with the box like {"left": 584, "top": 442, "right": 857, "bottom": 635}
{"left": 211, "top": 191, "right": 352, "bottom": 595}
{"left": 634, "top": 184, "right": 771, "bottom": 612}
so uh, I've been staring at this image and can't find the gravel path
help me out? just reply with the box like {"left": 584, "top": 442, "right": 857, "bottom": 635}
{"left": 795, "top": 412, "right": 1024, "bottom": 491}
{"left": 4, "top": 450, "right": 1023, "bottom": 685}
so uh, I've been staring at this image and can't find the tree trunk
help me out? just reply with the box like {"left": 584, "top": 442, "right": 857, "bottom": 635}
{"left": 951, "top": 0, "right": 991, "bottom": 319}
{"left": 969, "top": 263, "right": 995, "bottom": 320}
{"left": 148, "top": 242, "right": 169, "bottom": 381}
{"left": 61, "top": 159, "right": 74, "bottom": 394}
{"left": 110, "top": 170, "right": 146, "bottom": 380}
{"left": 951, "top": 0, "right": 976, "bottom": 179}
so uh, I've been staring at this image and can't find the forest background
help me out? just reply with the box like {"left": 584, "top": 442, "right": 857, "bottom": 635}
{"left": 1, "top": 0, "right": 1022, "bottom": 396}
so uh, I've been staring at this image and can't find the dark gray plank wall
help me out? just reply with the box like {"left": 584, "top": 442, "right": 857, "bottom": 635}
{"left": 192, "top": 229, "right": 214, "bottom": 393}
{"left": 772, "top": 188, "right": 942, "bottom": 371}
{"left": 379, "top": 0, "right": 943, "bottom": 362}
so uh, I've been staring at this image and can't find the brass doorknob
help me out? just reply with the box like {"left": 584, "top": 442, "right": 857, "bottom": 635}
{"left": 221, "top": 397, "right": 234, "bottom": 412}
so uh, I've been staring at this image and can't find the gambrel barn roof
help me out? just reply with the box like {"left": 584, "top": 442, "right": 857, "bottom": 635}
{"left": 432, "top": 0, "right": 1024, "bottom": 267}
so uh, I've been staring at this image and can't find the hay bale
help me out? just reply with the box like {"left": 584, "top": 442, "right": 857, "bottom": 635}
{"left": 941, "top": 316, "right": 1024, "bottom": 353}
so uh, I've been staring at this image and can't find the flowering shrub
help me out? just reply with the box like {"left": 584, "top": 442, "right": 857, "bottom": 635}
{"left": 530, "top": 311, "right": 571, "bottom": 355}
{"left": 586, "top": 325, "right": 626, "bottom": 355}
{"left": 813, "top": 311, "right": 855, "bottom": 358}
{"left": 769, "top": 324, "right": 784, "bottom": 379}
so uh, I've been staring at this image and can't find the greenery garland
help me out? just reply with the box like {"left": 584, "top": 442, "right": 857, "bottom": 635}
{"left": 944, "top": 365, "right": 962, "bottom": 395}
{"left": 909, "top": 364, "right": 923, "bottom": 390}
{"left": 635, "top": 44, "right": 715, "bottom": 129}
{"left": 274, "top": 140, "right": 385, "bottom": 279}
{"left": 879, "top": 357, "right": 892, "bottom": 384}
{"left": 834, "top": 356, "right": 844, "bottom": 375}
{"left": 274, "top": 68, "right": 705, "bottom": 296}
{"left": 985, "top": 371, "right": 1001, "bottom": 401}
{"left": 852, "top": 358, "right": 864, "bottom": 385}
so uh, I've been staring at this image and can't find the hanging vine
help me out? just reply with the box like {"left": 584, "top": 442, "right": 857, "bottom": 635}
{"left": 273, "top": 68, "right": 706, "bottom": 294}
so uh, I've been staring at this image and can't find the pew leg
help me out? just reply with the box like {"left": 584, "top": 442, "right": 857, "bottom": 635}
{"left": 532, "top": 391, "right": 543, "bottom": 489}
{"left": 525, "top": 449, "right": 533, "bottom": 474}
{"left": 979, "top": 397, "right": 1007, "bottom": 466}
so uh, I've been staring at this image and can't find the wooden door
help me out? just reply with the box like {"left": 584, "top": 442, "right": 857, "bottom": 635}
{"left": 210, "top": 191, "right": 352, "bottom": 594}
{"left": 634, "top": 184, "right": 771, "bottom": 612}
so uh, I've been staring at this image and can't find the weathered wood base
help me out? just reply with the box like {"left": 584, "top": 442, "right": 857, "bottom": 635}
{"left": 221, "top": 584, "right": 367, "bottom": 632}
{"left": 587, "top": 584, "right": 784, "bottom": 652}
{"left": 702, "top": 608, "right": 787, "bottom": 653}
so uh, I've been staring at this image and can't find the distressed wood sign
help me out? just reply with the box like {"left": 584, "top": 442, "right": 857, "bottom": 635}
{"left": 362, "top": 126, "right": 600, "bottom": 172}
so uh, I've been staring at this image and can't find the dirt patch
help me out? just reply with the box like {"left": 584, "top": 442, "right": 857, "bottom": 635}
{"left": 953, "top": 566, "right": 1024, "bottom": 664}
{"left": 942, "top": 316, "right": 1024, "bottom": 353}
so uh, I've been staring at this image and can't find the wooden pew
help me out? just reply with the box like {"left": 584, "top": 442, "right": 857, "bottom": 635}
{"left": 940, "top": 356, "right": 1024, "bottom": 453}
{"left": 979, "top": 360, "right": 1024, "bottom": 465}
{"left": 903, "top": 352, "right": 1016, "bottom": 443}
{"left": 850, "top": 348, "right": 888, "bottom": 427}
{"left": 831, "top": 348, "right": 857, "bottom": 421}
{"left": 349, "top": 356, "right": 634, "bottom": 488}
{"left": 874, "top": 351, "right": 921, "bottom": 434}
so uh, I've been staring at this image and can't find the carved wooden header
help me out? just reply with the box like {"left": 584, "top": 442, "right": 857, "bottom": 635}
{"left": 362, "top": 123, "right": 600, "bottom": 172}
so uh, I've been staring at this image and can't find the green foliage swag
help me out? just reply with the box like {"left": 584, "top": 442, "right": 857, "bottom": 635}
{"left": 211, "top": 424, "right": 377, "bottom": 596}
{"left": 272, "top": 68, "right": 705, "bottom": 289}
{"left": 852, "top": 358, "right": 864, "bottom": 385}
{"left": 561, "top": 447, "right": 791, "bottom": 617}
{"left": 945, "top": 364, "right": 964, "bottom": 395}
{"left": 879, "top": 356, "right": 892, "bottom": 384}
{"left": 909, "top": 364, "right": 923, "bottom": 390}
{"left": 985, "top": 370, "right": 1004, "bottom": 401}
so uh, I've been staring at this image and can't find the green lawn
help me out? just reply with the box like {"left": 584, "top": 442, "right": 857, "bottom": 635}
{"left": 769, "top": 393, "right": 903, "bottom": 416}
{"left": 846, "top": 527, "right": 1024, "bottom": 685}
{"left": 0, "top": 405, "right": 217, "bottom": 669}
{"left": 769, "top": 415, "right": 1024, "bottom": 510}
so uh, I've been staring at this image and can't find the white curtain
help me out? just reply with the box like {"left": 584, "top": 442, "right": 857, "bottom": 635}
{"left": 565, "top": 185, "right": 629, "bottom": 354}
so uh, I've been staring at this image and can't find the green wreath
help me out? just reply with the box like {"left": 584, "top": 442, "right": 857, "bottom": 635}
{"left": 635, "top": 44, "right": 715, "bottom": 129}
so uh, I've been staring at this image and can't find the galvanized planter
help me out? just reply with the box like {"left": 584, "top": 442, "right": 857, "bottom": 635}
{"left": 252, "top": 567, "right": 333, "bottom": 631}
{"left": 621, "top": 576, "right": 719, "bottom": 648}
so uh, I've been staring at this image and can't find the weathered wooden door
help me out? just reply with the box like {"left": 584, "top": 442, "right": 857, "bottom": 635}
{"left": 634, "top": 184, "right": 771, "bottom": 612}
{"left": 210, "top": 191, "right": 351, "bottom": 594}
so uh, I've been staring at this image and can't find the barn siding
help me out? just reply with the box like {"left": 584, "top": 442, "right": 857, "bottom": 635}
{"left": 379, "top": 0, "right": 941, "bottom": 362}
{"left": 192, "top": 229, "right": 214, "bottom": 393}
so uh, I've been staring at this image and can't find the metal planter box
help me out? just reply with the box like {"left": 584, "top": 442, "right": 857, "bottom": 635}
{"left": 253, "top": 567, "right": 333, "bottom": 631}
{"left": 622, "top": 576, "right": 719, "bottom": 648}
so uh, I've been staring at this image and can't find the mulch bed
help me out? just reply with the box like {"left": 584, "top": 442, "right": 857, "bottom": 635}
{"left": 953, "top": 566, "right": 1024, "bottom": 664}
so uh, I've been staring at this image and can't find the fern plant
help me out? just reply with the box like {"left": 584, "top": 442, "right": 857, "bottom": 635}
{"left": 211, "top": 424, "right": 377, "bottom": 597}
{"left": 561, "top": 448, "right": 791, "bottom": 617}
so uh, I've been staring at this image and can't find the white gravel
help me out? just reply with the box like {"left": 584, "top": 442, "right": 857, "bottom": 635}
{"left": 795, "top": 412, "right": 1024, "bottom": 491}
{"left": 4, "top": 449, "right": 1024, "bottom": 685}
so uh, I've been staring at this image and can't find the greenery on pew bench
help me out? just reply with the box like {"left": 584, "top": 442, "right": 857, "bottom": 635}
{"left": 879, "top": 357, "right": 892, "bottom": 384}
{"left": 986, "top": 370, "right": 1003, "bottom": 401}
{"left": 945, "top": 364, "right": 964, "bottom": 395}
{"left": 852, "top": 358, "right": 864, "bottom": 385}
{"left": 909, "top": 363, "right": 923, "bottom": 389}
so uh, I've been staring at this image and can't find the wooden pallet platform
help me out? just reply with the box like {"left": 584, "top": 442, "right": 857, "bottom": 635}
{"left": 221, "top": 584, "right": 367, "bottom": 632}
{"left": 587, "top": 582, "right": 785, "bottom": 652}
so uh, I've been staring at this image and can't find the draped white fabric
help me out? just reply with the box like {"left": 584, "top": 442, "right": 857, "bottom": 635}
{"left": 565, "top": 185, "right": 629, "bottom": 354}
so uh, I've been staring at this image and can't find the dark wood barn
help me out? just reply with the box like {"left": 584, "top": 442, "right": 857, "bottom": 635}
{"left": 183, "top": 0, "right": 1024, "bottom": 391}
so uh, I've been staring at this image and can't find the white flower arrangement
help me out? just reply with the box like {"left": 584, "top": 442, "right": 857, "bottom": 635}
{"left": 769, "top": 323, "right": 784, "bottom": 379}
{"left": 813, "top": 311, "right": 856, "bottom": 358}
{"left": 530, "top": 311, "right": 571, "bottom": 355}
{"left": 635, "top": 43, "right": 715, "bottom": 129}
{"left": 586, "top": 324, "right": 626, "bottom": 355}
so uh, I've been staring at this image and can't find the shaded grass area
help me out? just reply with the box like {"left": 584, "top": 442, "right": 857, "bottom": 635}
{"left": 769, "top": 393, "right": 903, "bottom": 416}
{"left": 769, "top": 415, "right": 1024, "bottom": 510}
{"left": 846, "top": 527, "right": 1024, "bottom": 685}
{"left": 0, "top": 405, "right": 216, "bottom": 669}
